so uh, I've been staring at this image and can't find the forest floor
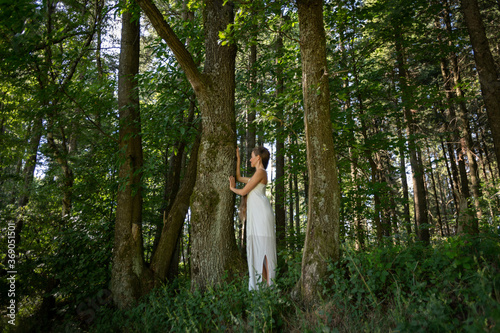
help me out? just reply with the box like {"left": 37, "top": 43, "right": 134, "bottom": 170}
{"left": 2, "top": 232, "right": 500, "bottom": 332}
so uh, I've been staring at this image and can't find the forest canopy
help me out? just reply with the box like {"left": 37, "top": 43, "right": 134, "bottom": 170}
{"left": 0, "top": 0, "right": 499, "bottom": 331}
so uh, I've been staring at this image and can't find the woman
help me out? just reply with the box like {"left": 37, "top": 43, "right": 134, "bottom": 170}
{"left": 229, "top": 146, "right": 277, "bottom": 290}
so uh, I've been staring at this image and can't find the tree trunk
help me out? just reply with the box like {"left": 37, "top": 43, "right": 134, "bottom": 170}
{"left": 395, "top": 29, "right": 430, "bottom": 244}
{"left": 150, "top": 134, "right": 200, "bottom": 283}
{"left": 297, "top": 0, "right": 340, "bottom": 305}
{"left": 111, "top": 8, "right": 152, "bottom": 309}
{"left": 438, "top": 53, "right": 477, "bottom": 233}
{"left": 95, "top": 0, "right": 104, "bottom": 80}
{"left": 341, "top": 34, "right": 364, "bottom": 249}
{"left": 397, "top": 121, "right": 412, "bottom": 238}
{"left": 461, "top": 0, "right": 500, "bottom": 172}
{"left": 46, "top": 126, "right": 75, "bottom": 218}
{"left": 426, "top": 143, "right": 444, "bottom": 237}
{"left": 189, "top": 0, "right": 245, "bottom": 288}
{"left": 275, "top": 27, "right": 286, "bottom": 250}
{"left": 434, "top": 149, "right": 451, "bottom": 236}
{"left": 293, "top": 147, "right": 301, "bottom": 244}
{"left": 353, "top": 62, "right": 382, "bottom": 243}
{"left": 136, "top": 0, "right": 245, "bottom": 289}
{"left": 441, "top": 3, "right": 482, "bottom": 228}
{"left": 246, "top": 43, "right": 257, "bottom": 172}
{"left": 443, "top": 139, "right": 460, "bottom": 214}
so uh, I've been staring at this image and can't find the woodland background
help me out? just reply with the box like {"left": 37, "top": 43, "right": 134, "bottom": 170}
{"left": 1, "top": 0, "right": 500, "bottom": 331}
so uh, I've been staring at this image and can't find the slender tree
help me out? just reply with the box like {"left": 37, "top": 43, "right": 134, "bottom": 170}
{"left": 111, "top": 4, "right": 152, "bottom": 309}
{"left": 275, "top": 21, "right": 286, "bottom": 250}
{"left": 395, "top": 27, "right": 430, "bottom": 244}
{"left": 150, "top": 133, "right": 200, "bottom": 283}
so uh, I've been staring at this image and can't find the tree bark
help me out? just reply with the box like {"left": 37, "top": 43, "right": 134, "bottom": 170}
{"left": 111, "top": 8, "right": 152, "bottom": 309}
{"left": 461, "top": 0, "right": 500, "bottom": 172}
{"left": 297, "top": 0, "right": 340, "bottom": 305}
{"left": 135, "top": 0, "right": 245, "bottom": 289}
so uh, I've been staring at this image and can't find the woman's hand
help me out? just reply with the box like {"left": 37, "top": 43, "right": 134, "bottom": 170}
{"left": 229, "top": 176, "right": 236, "bottom": 189}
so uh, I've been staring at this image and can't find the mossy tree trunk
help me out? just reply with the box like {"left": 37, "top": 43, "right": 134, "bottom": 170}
{"left": 135, "top": 0, "right": 245, "bottom": 290}
{"left": 296, "top": 0, "right": 341, "bottom": 305}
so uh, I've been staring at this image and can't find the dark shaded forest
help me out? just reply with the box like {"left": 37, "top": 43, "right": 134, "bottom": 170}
{"left": 1, "top": 0, "right": 499, "bottom": 331}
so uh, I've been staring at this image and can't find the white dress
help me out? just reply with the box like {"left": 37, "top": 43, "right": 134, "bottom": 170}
{"left": 246, "top": 182, "right": 277, "bottom": 290}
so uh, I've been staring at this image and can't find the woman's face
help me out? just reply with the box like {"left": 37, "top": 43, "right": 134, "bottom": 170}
{"left": 250, "top": 152, "right": 259, "bottom": 168}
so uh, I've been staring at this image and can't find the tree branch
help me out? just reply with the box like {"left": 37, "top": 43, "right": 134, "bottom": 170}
{"left": 134, "top": 0, "right": 206, "bottom": 95}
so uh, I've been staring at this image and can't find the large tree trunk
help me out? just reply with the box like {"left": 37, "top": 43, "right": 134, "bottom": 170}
{"left": 297, "top": 0, "right": 340, "bottom": 305}
{"left": 111, "top": 8, "right": 152, "bottom": 309}
{"left": 135, "top": 0, "right": 245, "bottom": 289}
{"left": 189, "top": 0, "right": 245, "bottom": 288}
{"left": 461, "top": 0, "right": 500, "bottom": 172}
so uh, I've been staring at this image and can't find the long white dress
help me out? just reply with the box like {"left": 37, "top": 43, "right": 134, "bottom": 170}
{"left": 246, "top": 182, "right": 277, "bottom": 290}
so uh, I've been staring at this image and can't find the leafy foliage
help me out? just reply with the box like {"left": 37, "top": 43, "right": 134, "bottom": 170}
{"left": 323, "top": 233, "right": 500, "bottom": 331}
{"left": 92, "top": 277, "right": 292, "bottom": 332}
{"left": 1, "top": 0, "right": 499, "bottom": 331}
{"left": 80, "top": 233, "right": 500, "bottom": 332}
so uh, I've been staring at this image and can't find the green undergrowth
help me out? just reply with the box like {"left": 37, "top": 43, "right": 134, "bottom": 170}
{"left": 91, "top": 278, "right": 292, "bottom": 332}
{"left": 87, "top": 233, "right": 500, "bottom": 332}
{"left": 322, "top": 233, "right": 500, "bottom": 332}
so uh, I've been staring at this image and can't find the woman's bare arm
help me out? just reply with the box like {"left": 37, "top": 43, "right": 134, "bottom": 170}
{"left": 230, "top": 169, "right": 266, "bottom": 196}
{"left": 235, "top": 147, "right": 250, "bottom": 183}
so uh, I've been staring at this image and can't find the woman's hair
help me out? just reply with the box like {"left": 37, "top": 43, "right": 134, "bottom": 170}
{"left": 252, "top": 146, "right": 270, "bottom": 169}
